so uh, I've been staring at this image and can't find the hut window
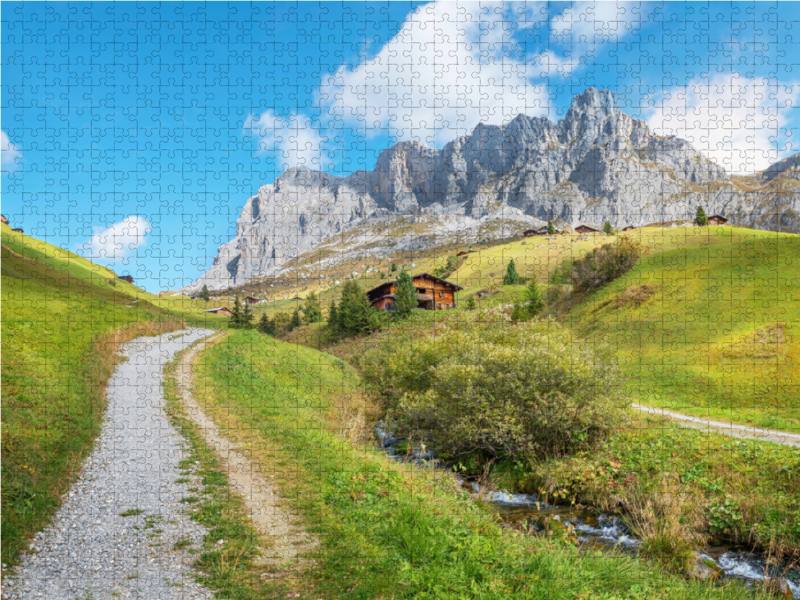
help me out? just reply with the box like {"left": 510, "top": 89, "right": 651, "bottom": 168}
{"left": 416, "top": 287, "right": 426, "bottom": 294}
{"left": 439, "top": 292, "right": 444, "bottom": 298}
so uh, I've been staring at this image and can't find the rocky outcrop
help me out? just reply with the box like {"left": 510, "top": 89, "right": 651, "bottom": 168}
{"left": 185, "top": 87, "right": 800, "bottom": 291}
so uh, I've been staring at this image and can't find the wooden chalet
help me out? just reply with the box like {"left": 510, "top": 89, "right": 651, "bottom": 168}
{"left": 243, "top": 295, "right": 267, "bottom": 305}
{"left": 574, "top": 224, "right": 600, "bottom": 234}
{"left": 12, "top": 228, "right": 23, "bottom": 233}
{"left": 367, "top": 273, "right": 463, "bottom": 311}
{"left": 204, "top": 307, "right": 232, "bottom": 316}
{"left": 1, "top": 215, "right": 8, "bottom": 225}
{"left": 524, "top": 226, "right": 549, "bottom": 237}
{"left": 708, "top": 215, "right": 728, "bottom": 225}
{"left": 456, "top": 250, "right": 469, "bottom": 257}
{"left": 622, "top": 225, "right": 636, "bottom": 231}
{"left": 117, "top": 275, "right": 134, "bottom": 284}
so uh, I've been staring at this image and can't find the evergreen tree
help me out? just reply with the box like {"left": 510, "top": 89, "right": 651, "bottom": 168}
{"left": 547, "top": 220, "right": 556, "bottom": 235}
{"left": 694, "top": 205, "right": 708, "bottom": 226}
{"left": 289, "top": 308, "right": 301, "bottom": 331}
{"left": 338, "top": 280, "right": 377, "bottom": 334}
{"left": 256, "top": 313, "right": 275, "bottom": 335}
{"left": 522, "top": 277, "right": 545, "bottom": 318}
{"left": 303, "top": 291, "right": 323, "bottom": 323}
{"left": 241, "top": 301, "right": 254, "bottom": 329}
{"left": 327, "top": 299, "right": 340, "bottom": 331}
{"left": 391, "top": 262, "right": 397, "bottom": 272}
{"left": 503, "top": 259, "right": 520, "bottom": 285}
{"left": 466, "top": 295, "right": 476, "bottom": 310}
{"left": 603, "top": 221, "right": 613, "bottom": 235}
{"left": 200, "top": 284, "right": 210, "bottom": 303}
{"left": 394, "top": 270, "right": 417, "bottom": 317}
{"left": 230, "top": 295, "right": 243, "bottom": 328}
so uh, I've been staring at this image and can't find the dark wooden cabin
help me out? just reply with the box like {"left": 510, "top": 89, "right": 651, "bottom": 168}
{"left": 1, "top": 215, "right": 8, "bottom": 225}
{"left": 243, "top": 295, "right": 267, "bottom": 305}
{"left": 117, "top": 275, "right": 134, "bottom": 284}
{"left": 367, "top": 273, "right": 463, "bottom": 311}
{"left": 622, "top": 225, "right": 635, "bottom": 231}
{"left": 574, "top": 224, "right": 599, "bottom": 234}
{"left": 12, "top": 227, "right": 23, "bottom": 233}
{"left": 456, "top": 251, "right": 469, "bottom": 257}
{"left": 524, "top": 227, "right": 548, "bottom": 237}
{"left": 708, "top": 215, "right": 728, "bottom": 225}
{"left": 204, "top": 307, "right": 232, "bottom": 316}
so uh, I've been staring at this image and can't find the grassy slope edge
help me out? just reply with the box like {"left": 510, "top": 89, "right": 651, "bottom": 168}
{"left": 188, "top": 329, "right": 765, "bottom": 600}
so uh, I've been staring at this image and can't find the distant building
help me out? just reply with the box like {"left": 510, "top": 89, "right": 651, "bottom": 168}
{"left": 622, "top": 225, "right": 636, "bottom": 231}
{"left": 456, "top": 251, "right": 469, "bottom": 257}
{"left": 708, "top": 215, "right": 729, "bottom": 225}
{"left": 243, "top": 295, "right": 267, "bottom": 305}
{"left": 204, "top": 307, "right": 232, "bottom": 316}
{"left": 367, "top": 273, "right": 463, "bottom": 311}
{"left": 117, "top": 275, "right": 134, "bottom": 284}
{"left": 574, "top": 224, "right": 600, "bottom": 234}
{"left": 12, "top": 228, "right": 23, "bottom": 233}
{"left": 1, "top": 215, "right": 8, "bottom": 225}
{"left": 523, "top": 227, "right": 548, "bottom": 237}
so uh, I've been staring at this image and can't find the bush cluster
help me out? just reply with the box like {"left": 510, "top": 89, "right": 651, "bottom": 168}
{"left": 569, "top": 237, "right": 643, "bottom": 292}
{"left": 366, "top": 310, "right": 627, "bottom": 459}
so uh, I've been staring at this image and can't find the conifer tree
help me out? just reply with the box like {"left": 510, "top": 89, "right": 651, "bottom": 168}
{"left": 256, "top": 313, "right": 274, "bottom": 335}
{"left": 303, "top": 291, "right": 323, "bottom": 323}
{"left": 694, "top": 205, "right": 708, "bottom": 226}
{"left": 522, "top": 277, "right": 544, "bottom": 317}
{"left": 547, "top": 220, "right": 556, "bottom": 235}
{"left": 230, "top": 295, "right": 243, "bottom": 328}
{"left": 338, "top": 280, "right": 376, "bottom": 334}
{"left": 391, "top": 262, "right": 397, "bottom": 272}
{"left": 289, "top": 308, "right": 301, "bottom": 331}
{"left": 603, "top": 221, "right": 613, "bottom": 235}
{"left": 503, "top": 259, "right": 520, "bottom": 285}
{"left": 327, "top": 299, "right": 339, "bottom": 331}
{"left": 394, "top": 270, "right": 417, "bottom": 317}
{"left": 200, "top": 284, "right": 210, "bottom": 303}
{"left": 466, "top": 295, "right": 476, "bottom": 310}
{"left": 241, "top": 301, "right": 254, "bottom": 329}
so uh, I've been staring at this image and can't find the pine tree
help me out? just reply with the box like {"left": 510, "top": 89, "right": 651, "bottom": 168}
{"left": 694, "top": 205, "right": 708, "bottom": 226}
{"left": 230, "top": 295, "right": 243, "bottom": 328}
{"left": 303, "top": 291, "right": 323, "bottom": 323}
{"left": 256, "top": 313, "right": 274, "bottom": 335}
{"left": 603, "top": 221, "right": 613, "bottom": 235}
{"left": 200, "top": 284, "right": 210, "bottom": 303}
{"left": 289, "top": 308, "right": 301, "bottom": 331}
{"left": 547, "top": 220, "right": 556, "bottom": 235}
{"left": 391, "top": 262, "right": 397, "bottom": 272}
{"left": 503, "top": 259, "right": 520, "bottom": 285}
{"left": 466, "top": 295, "right": 476, "bottom": 310}
{"left": 327, "top": 299, "right": 340, "bottom": 331}
{"left": 522, "top": 277, "right": 544, "bottom": 318}
{"left": 339, "top": 280, "right": 376, "bottom": 334}
{"left": 394, "top": 270, "right": 417, "bottom": 317}
{"left": 241, "top": 301, "right": 254, "bottom": 329}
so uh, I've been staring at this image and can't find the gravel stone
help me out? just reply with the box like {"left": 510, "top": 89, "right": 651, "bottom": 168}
{"left": 3, "top": 328, "right": 217, "bottom": 600}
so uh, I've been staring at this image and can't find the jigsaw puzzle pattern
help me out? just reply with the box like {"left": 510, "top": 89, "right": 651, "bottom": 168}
{"left": 2, "top": 2, "right": 800, "bottom": 599}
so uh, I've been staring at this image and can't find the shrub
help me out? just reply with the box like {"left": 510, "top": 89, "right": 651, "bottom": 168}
{"left": 569, "top": 237, "right": 643, "bottom": 292}
{"left": 549, "top": 259, "right": 574, "bottom": 285}
{"left": 366, "top": 311, "right": 627, "bottom": 459}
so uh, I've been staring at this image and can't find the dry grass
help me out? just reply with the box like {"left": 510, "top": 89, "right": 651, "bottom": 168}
{"left": 327, "top": 389, "right": 383, "bottom": 444}
{"left": 723, "top": 323, "right": 788, "bottom": 359}
{"left": 616, "top": 284, "right": 656, "bottom": 308}
{"left": 623, "top": 477, "right": 707, "bottom": 573}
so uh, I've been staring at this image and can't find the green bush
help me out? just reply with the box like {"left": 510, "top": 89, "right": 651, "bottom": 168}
{"left": 569, "top": 237, "right": 643, "bottom": 292}
{"left": 366, "top": 310, "right": 627, "bottom": 459}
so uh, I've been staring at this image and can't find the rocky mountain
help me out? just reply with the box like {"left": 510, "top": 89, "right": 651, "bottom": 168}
{"left": 185, "top": 87, "right": 800, "bottom": 291}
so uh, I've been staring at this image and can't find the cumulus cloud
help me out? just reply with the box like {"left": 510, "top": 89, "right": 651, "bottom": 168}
{"left": 646, "top": 73, "right": 800, "bottom": 174}
{"left": 1, "top": 130, "right": 22, "bottom": 171}
{"left": 318, "top": 2, "right": 550, "bottom": 145}
{"left": 243, "top": 110, "right": 326, "bottom": 170}
{"left": 83, "top": 216, "right": 152, "bottom": 261}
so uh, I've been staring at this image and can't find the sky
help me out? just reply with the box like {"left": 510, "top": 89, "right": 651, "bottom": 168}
{"left": 2, "top": 1, "right": 800, "bottom": 292}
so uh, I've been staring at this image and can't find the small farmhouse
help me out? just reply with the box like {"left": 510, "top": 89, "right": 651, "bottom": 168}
{"left": 1, "top": 215, "right": 8, "bottom": 225}
{"left": 708, "top": 215, "right": 728, "bottom": 225}
{"left": 524, "top": 226, "right": 549, "bottom": 237}
{"left": 204, "top": 307, "right": 232, "bottom": 316}
{"left": 367, "top": 273, "right": 463, "bottom": 311}
{"left": 12, "top": 228, "right": 23, "bottom": 233}
{"left": 117, "top": 275, "right": 134, "bottom": 284}
{"left": 244, "top": 295, "right": 267, "bottom": 305}
{"left": 622, "top": 225, "right": 636, "bottom": 231}
{"left": 456, "top": 250, "right": 469, "bottom": 257}
{"left": 574, "top": 224, "right": 599, "bottom": 234}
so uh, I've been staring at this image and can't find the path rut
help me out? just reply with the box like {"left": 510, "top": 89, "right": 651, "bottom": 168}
{"left": 3, "top": 328, "right": 217, "bottom": 600}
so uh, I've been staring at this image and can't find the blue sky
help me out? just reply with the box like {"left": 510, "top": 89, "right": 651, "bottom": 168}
{"left": 3, "top": 1, "right": 800, "bottom": 292}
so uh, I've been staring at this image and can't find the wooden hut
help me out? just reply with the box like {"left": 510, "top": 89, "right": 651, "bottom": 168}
{"left": 1, "top": 215, "right": 8, "bottom": 225}
{"left": 367, "top": 273, "right": 463, "bottom": 311}
{"left": 204, "top": 307, "right": 232, "bottom": 316}
{"left": 622, "top": 225, "right": 635, "bottom": 231}
{"left": 12, "top": 227, "right": 23, "bottom": 233}
{"left": 243, "top": 295, "right": 267, "bottom": 305}
{"left": 574, "top": 224, "right": 600, "bottom": 234}
{"left": 117, "top": 275, "right": 134, "bottom": 284}
{"left": 708, "top": 215, "right": 728, "bottom": 225}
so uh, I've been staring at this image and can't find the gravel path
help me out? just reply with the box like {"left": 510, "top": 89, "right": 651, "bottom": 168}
{"left": 632, "top": 404, "right": 800, "bottom": 447}
{"left": 3, "top": 328, "right": 217, "bottom": 600}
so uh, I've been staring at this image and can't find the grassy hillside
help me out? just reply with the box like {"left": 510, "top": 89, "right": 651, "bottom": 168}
{"left": 1, "top": 224, "right": 227, "bottom": 566}
{"left": 187, "top": 329, "right": 764, "bottom": 600}
{"left": 563, "top": 227, "right": 800, "bottom": 433}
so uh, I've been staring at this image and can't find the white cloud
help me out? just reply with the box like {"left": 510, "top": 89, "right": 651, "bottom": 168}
{"left": 318, "top": 1, "right": 550, "bottom": 145}
{"left": 83, "top": 216, "right": 152, "bottom": 261}
{"left": 1, "top": 130, "right": 22, "bottom": 171}
{"left": 243, "top": 110, "right": 325, "bottom": 170}
{"left": 646, "top": 73, "right": 800, "bottom": 174}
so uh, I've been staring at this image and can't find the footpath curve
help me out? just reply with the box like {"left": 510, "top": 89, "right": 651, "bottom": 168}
{"left": 631, "top": 404, "right": 800, "bottom": 448}
{"left": 4, "top": 328, "right": 217, "bottom": 600}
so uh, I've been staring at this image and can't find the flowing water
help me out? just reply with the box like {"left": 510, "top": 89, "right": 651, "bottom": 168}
{"left": 375, "top": 423, "right": 800, "bottom": 597}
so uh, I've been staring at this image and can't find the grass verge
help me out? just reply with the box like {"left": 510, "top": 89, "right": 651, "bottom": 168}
{"left": 190, "top": 329, "right": 767, "bottom": 599}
